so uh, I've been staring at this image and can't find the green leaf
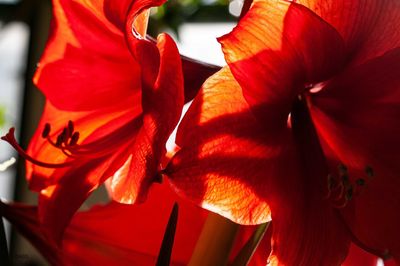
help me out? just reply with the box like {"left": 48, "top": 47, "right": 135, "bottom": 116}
{"left": 0, "top": 216, "right": 10, "bottom": 266}
{"left": 231, "top": 222, "right": 270, "bottom": 266}
{"left": 156, "top": 202, "right": 179, "bottom": 266}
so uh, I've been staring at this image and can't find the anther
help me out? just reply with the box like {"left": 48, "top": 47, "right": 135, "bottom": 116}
{"left": 67, "top": 120, "right": 74, "bottom": 138}
{"left": 356, "top": 178, "right": 366, "bottom": 186}
{"left": 62, "top": 128, "right": 69, "bottom": 143}
{"left": 56, "top": 134, "right": 64, "bottom": 147}
{"left": 365, "top": 165, "right": 374, "bottom": 178}
{"left": 69, "top": 132, "right": 80, "bottom": 146}
{"left": 42, "top": 123, "right": 51, "bottom": 138}
{"left": 345, "top": 186, "right": 353, "bottom": 201}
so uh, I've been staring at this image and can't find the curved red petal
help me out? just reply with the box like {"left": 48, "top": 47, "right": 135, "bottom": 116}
{"left": 219, "top": 0, "right": 345, "bottom": 119}
{"left": 311, "top": 48, "right": 400, "bottom": 260}
{"left": 167, "top": 67, "right": 351, "bottom": 264}
{"left": 34, "top": 0, "right": 140, "bottom": 111}
{"left": 168, "top": 67, "right": 285, "bottom": 225}
{"left": 26, "top": 99, "right": 140, "bottom": 191}
{"left": 297, "top": 0, "right": 400, "bottom": 65}
{"left": 37, "top": 145, "right": 132, "bottom": 244}
{"left": 342, "top": 244, "right": 380, "bottom": 266}
{"left": 1, "top": 182, "right": 208, "bottom": 265}
{"left": 109, "top": 34, "right": 184, "bottom": 203}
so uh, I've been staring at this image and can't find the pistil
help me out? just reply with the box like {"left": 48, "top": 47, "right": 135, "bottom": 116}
{"left": 1, "top": 128, "right": 73, "bottom": 168}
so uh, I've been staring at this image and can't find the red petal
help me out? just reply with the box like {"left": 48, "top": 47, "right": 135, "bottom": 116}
{"left": 1, "top": 182, "right": 208, "bottom": 265}
{"left": 34, "top": 0, "right": 140, "bottom": 111}
{"left": 26, "top": 99, "right": 140, "bottom": 190}
{"left": 109, "top": 34, "right": 184, "bottom": 203}
{"left": 342, "top": 244, "right": 380, "bottom": 266}
{"left": 297, "top": 0, "right": 400, "bottom": 64}
{"left": 219, "top": 0, "right": 345, "bottom": 120}
{"left": 181, "top": 55, "right": 220, "bottom": 103}
{"left": 103, "top": 0, "right": 136, "bottom": 30}
{"left": 168, "top": 67, "right": 282, "bottom": 225}
{"left": 310, "top": 48, "right": 400, "bottom": 260}
{"left": 0, "top": 201, "right": 61, "bottom": 265}
{"left": 64, "top": 183, "right": 207, "bottom": 265}
{"left": 167, "top": 67, "right": 350, "bottom": 264}
{"left": 38, "top": 145, "right": 132, "bottom": 244}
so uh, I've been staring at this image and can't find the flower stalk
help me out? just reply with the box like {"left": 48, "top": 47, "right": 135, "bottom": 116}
{"left": 189, "top": 212, "right": 239, "bottom": 266}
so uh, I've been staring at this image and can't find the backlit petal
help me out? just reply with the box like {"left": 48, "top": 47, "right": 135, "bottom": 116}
{"left": 219, "top": 0, "right": 345, "bottom": 119}
{"left": 109, "top": 34, "right": 184, "bottom": 204}
{"left": 297, "top": 0, "right": 400, "bottom": 64}
{"left": 26, "top": 99, "right": 141, "bottom": 191}
{"left": 167, "top": 67, "right": 351, "bottom": 265}
{"left": 34, "top": 0, "right": 139, "bottom": 111}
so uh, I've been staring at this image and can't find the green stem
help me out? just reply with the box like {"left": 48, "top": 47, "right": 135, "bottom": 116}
{"left": 189, "top": 212, "right": 239, "bottom": 266}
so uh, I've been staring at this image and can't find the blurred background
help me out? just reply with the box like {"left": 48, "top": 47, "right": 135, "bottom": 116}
{"left": 0, "top": 0, "right": 240, "bottom": 264}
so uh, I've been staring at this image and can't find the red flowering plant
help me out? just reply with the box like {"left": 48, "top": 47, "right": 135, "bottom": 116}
{"left": 1, "top": 0, "right": 216, "bottom": 245}
{"left": 1, "top": 0, "right": 399, "bottom": 265}
{"left": 165, "top": 0, "right": 400, "bottom": 264}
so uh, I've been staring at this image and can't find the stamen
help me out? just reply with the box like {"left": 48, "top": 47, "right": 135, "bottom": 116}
{"left": 326, "top": 163, "right": 373, "bottom": 209}
{"left": 1, "top": 128, "right": 74, "bottom": 168}
{"left": 365, "top": 165, "right": 374, "bottom": 178}
{"left": 69, "top": 132, "right": 80, "bottom": 146}
{"left": 67, "top": 120, "right": 74, "bottom": 138}
{"left": 356, "top": 178, "right": 366, "bottom": 186}
{"left": 55, "top": 134, "right": 64, "bottom": 147}
{"left": 324, "top": 174, "right": 335, "bottom": 199}
{"left": 42, "top": 123, "right": 51, "bottom": 138}
{"left": 345, "top": 186, "right": 353, "bottom": 201}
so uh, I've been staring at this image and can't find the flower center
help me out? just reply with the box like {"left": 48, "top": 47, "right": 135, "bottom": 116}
{"left": 325, "top": 163, "right": 374, "bottom": 208}
{"left": 2, "top": 116, "right": 144, "bottom": 169}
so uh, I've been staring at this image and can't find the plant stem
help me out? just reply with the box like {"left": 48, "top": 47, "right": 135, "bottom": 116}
{"left": 189, "top": 212, "right": 239, "bottom": 266}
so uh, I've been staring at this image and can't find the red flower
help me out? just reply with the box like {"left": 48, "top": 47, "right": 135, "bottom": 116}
{"left": 1, "top": 0, "right": 216, "bottom": 244}
{"left": 166, "top": 0, "right": 400, "bottom": 264}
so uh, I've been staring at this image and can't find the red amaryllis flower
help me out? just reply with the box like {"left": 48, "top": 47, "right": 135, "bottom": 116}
{"left": 0, "top": 0, "right": 216, "bottom": 244}
{"left": 166, "top": 0, "right": 400, "bottom": 264}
